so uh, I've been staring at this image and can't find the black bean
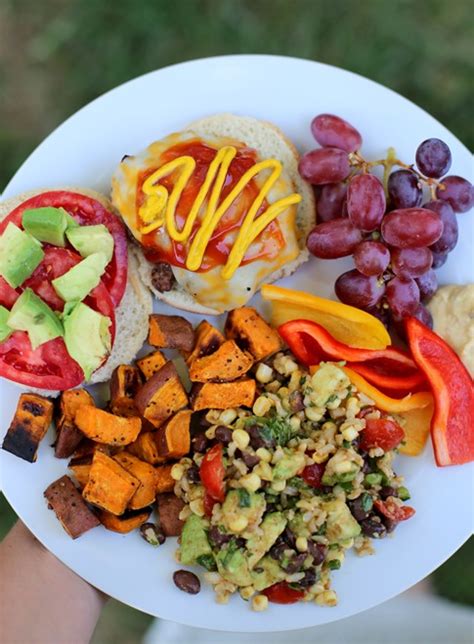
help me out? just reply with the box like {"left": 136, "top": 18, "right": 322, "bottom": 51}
{"left": 140, "top": 523, "right": 165, "bottom": 546}
{"left": 282, "top": 527, "right": 296, "bottom": 549}
{"left": 247, "top": 424, "right": 275, "bottom": 450}
{"left": 361, "top": 454, "right": 371, "bottom": 474}
{"left": 295, "top": 568, "right": 317, "bottom": 588}
{"left": 282, "top": 552, "right": 307, "bottom": 573}
{"left": 192, "top": 434, "right": 208, "bottom": 453}
{"left": 360, "top": 516, "right": 387, "bottom": 538}
{"left": 348, "top": 497, "right": 371, "bottom": 522}
{"left": 307, "top": 541, "right": 327, "bottom": 565}
{"left": 151, "top": 262, "right": 175, "bottom": 292}
{"left": 186, "top": 464, "right": 201, "bottom": 483}
{"left": 382, "top": 517, "right": 398, "bottom": 533}
{"left": 234, "top": 537, "right": 246, "bottom": 549}
{"left": 289, "top": 390, "right": 305, "bottom": 412}
{"left": 173, "top": 570, "right": 200, "bottom": 594}
{"left": 379, "top": 486, "right": 397, "bottom": 500}
{"left": 208, "top": 525, "right": 232, "bottom": 548}
{"left": 269, "top": 542, "right": 288, "bottom": 560}
{"left": 236, "top": 449, "right": 260, "bottom": 469}
{"left": 215, "top": 426, "right": 233, "bottom": 444}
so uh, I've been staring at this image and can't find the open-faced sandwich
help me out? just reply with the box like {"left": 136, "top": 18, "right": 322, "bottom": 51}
{"left": 0, "top": 188, "right": 152, "bottom": 394}
{"left": 111, "top": 114, "right": 316, "bottom": 314}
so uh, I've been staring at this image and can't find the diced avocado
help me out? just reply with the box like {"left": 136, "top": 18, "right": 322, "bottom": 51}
{"left": 63, "top": 301, "right": 111, "bottom": 380}
{"left": 180, "top": 514, "right": 212, "bottom": 565}
{"left": 52, "top": 252, "right": 108, "bottom": 302}
{"left": 251, "top": 555, "right": 286, "bottom": 591}
{"left": 0, "top": 305, "right": 13, "bottom": 342}
{"left": 216, "top": 543, "right": 252, "bottom": 586}
{"left": 310, "top": 363, "right": 350, "bottom": 407}
{"left": 322, "top": 499, "right": 361, "bottom": 543}
{"left": 0, "top": 223, "right": 44, "bottom": 288}
{"left": 22, "top": 207, "right": 72, "bottom": 247}
{"left": 246, "top": 512, "right": 287, "bottom": 569}
{"left": 66, "top": 224, "right": 114, "bottom": 263}
{"left": 288, "top": 512, "right": 311, "bottom": 538}
{"left": 7, "top": 288, "right": 63, "bottom": 349}
{"left": 221, "top": 490, "right": 266, "bottom": 533}
{"left": 322, "top": 465, "right": 359, "bottom": 487}
{"left": 272, "top": 451, "right": 306, "bottom": 481}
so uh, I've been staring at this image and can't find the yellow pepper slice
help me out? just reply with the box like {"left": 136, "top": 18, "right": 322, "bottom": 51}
{"left": 394, "top": 403, "right": 433, "bottom": 457}
{"left": 261, "top": 284, "right": 391, "bottom": 350}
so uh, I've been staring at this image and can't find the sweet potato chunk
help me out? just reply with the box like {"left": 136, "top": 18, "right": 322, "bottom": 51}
{"left": 82, "top": 451, "right": 140, "bottom": 515}
{"left": 134, "top": 361, "right": 188, "bottom": 428}
{"left": 225, "top": 307, "right": 282, "bottom": 361}
{"left": 68, "top": 456, "right": 92, "bottom": 489}
{"left": 127, "top": 432, "right": 166, "bottom": 465}
{"left": 189, "top": 339, "right": 253, "bottom": 383}
{"left": 155, "top": 464, "right": 175, "bottom": 494}
{"left": 2, "top": 393, "right": 54, "bottom": 462}
{"left": 156, "top": 493, "right": 185, "bottom": 536}
{"left": 98, "top": 507, "right": 152, "bottom": 533}
{"left": 114, "top": 452, "right": 157, "bottom": 510}
{"left": 71, "top": 439, "right": 109, "bottom": 460}
{"left": 110, "top": 365, "right": 142, "bottom": 417}
{"left": 136, "top": 350, "right": 167, "bottom": 380}
{"left": 75, "top": 406, "right": 141, "bottom": 446}
{"left": 44, "top": 475, "right": 100, "bottom": 539}
{"left": 156, "top": 410, "right": 191, "bottom": 459}
{"left": 55, "top": 389, "right": 94, "bottom": 458}
{"left": 148, "top": 314, "right": 194, "bottom": 352}
{"left": 185, "top": 321, "right": 224, "bottom": 366}
{"left": 190, "top": 379, "right": 256, "bottom": 411}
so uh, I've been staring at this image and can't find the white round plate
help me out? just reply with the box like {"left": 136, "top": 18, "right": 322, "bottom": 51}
{"left": 1, "top": 55, "right": 473, "bottom": 633}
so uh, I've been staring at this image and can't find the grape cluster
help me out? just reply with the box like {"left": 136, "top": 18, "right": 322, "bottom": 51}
{"left": 300, "top": 114, "right": 474, "bottom": 331}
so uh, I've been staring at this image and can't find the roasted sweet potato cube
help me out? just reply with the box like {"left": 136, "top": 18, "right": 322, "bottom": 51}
{"left": 148, "top": 314, "right": 194, "bottom": 352}
{"left": 44, "top": 475, "right": 100, "bottom": 539}
{"left": 225, "top": 307, "right": 282, "bottom": 361}
{"left": 156, "top": 410, "right": 191, "bottom": 459}
{"left": 55, "top": 389, "right": 94, "bottom": 459}
{"left": 156, "top": 493, "right": 185, "bottom": 536}
{"left": 75, "top": 406, "right": 141, "bottom": 446}
{"left": 127, "top": 432, "right": 166, "bottom": 465}
{"left": 185, "top": 321, "right": 224, "bottom": 366}
{"left": 189, "top": 339, "right": 253, "bottom": 383}
{"left": 2, "top": 393, "right": 54, "bottom": 462}
{"left": 155, "top": 464, "right": 175, "bottom": 494}
{"left": 68, "top": 456, "right": 93, "bottom": 489}
{"left": 114, "top": 452, "right": 157, "bottom": 510}
{"left": 109, "top": 365, "right": 142, "bottom": 417}
{"left": 190, "top": 379, "right": 256, "bottom": 411}
{"left": 71, "top": 439, "right": 110, "bottom": 460}
{"left": 98, "top": 507, "right": 152, "bottom": 533}
{"left": 82, "top": 451, "right": 140, "bottom": 515}
{"left": 136, "top": 350, "right": 167, "bottom": 380}
{"left": 134, "top": 361, "right": 188, "bottom": 428}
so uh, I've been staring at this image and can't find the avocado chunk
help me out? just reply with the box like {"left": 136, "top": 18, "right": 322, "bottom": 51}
{"left": 288, "top": 512, "right": 311, "bottom": 538}
{"left": 0, "top": 223, "right": 44, "bottom": 288}
{"left": 310, "top": 363, "right": 350, "bottom": 407}
{"left": 0, "top": 305, "right": 12, "bottom": 342}
{"left": 22, "top": 207, "right": 73, "bottom": 247}
{"left": 216, "top": 542, "right": 252, "bottom": 586}
{"left": 322, "top": 465, "right": 359, "bottom": 487}
{"left": 63, "top": 301, "right": 111, "bottom": 380}
{"left": 323, "top": 499, "right": 361, "bottom": 543}
{"left": 52, "top": 252, "right": 108, "bottom": 302}
{"left": 246, "top": 512, "right": 287, "bottom": 569}
{"left": 7, "top": 288, "right": 63, "bottom": 349}
{"left": 66, "top": 224, "right": 114, "bottom": 264}
{"left": 272, "top": 450, "right": 306, "bottom": 481}
{"left": 251, "top": 555, "right": 286, "bottom": 591}
{"left": 221, "top": 490, "right": 266, "bottom": 533}
{"left": 180, "top": 514, "right": 212, "bottom": 565}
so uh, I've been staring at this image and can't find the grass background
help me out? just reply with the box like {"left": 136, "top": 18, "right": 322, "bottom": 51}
{"left": 0, "top": 0, "right": 472, "bottom": 641}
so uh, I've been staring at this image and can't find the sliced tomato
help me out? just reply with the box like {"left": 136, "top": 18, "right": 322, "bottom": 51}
{"left": 0, "top": 277, "right": 18, "bottom": 308}
{"left": 199, "top": 444, "right": 226, "bottom": 502}
{"left": 262, "top": 582, "right": 306, "bottom": 604}
{"left": 374, "top": 498, "right": 415, "bottom": 522}
{"left": 359, "top": 418, "right": 405, "bottom": 452}
{"left": 1, "top": 190, "right": 128, "bottom": 306}
{"left": 301, "top": 462, "right": 326, "bottom": 488}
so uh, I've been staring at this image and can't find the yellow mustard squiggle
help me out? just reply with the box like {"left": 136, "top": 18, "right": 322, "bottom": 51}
{"left": 138, "top": 145, "right": 301, "bottom": 279}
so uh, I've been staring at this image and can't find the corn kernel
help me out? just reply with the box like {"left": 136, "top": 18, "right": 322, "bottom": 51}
{"left": 315, "top": 590, "right": 338, "bottom": 607}
{"left": 229, "top": 516, "right": 248, "bottom": 532}
{"left": 219, "top": 408, "right": 237, "bottom": 425}
{"left": 271, "top": 479, "right": 286, "bottom": 492}
{"left": 253, "top": 395, "right": 273, "bottom": 416}
{"left": 189, "top": 498, "right": 205, "bottom": 517}
{"left": 240, "top": 586, "right": 255, "bottom": 600}
{"left": 290, "top": 415, "right": 301, "bottom": 431}
{"left": 171, "top": 463, "right": 185, "bottom": 480}
{"left": 305, "top": 406, "right": 324, "bottom": 422}
{"left": 333, "top": 460, "right": 353, "bottom": 474}
{"left": 341, "top": 426, "right": 358, "bottom": 442}
{"left": 255, "top": 447, "right": 271, "bottom": 462}
{"left": 232, "top": 428, "right": 250, "bottom": 450}
{"left": 346, "top": 396, "right": 360, "bottom": 418}
{"left": 255, "top": 461, "right": 273, "bottom": 481}
{"left": 312, "top": 452, "right": 330, "bottom": 464}
{"left": 255, "top": 363, "right": 274, "bottom": 384}
{"left": 327, "top": 550, "right": 345, "bottom": 565}
{"left": 240, "top": 472, "right": 261, "bottom": 492}
{"left": 205, "top": 410, "right": 221, "bottom": 424}
{"left": 296, "top": 536, "right": 308, "bottom": 552}
{"left": 252, "top": 594, "right": 269, "bottom": 611}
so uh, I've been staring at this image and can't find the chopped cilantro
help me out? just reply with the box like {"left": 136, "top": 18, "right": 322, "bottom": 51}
{"left": 197, "top": 554, "right": 217, "bottom": 571}
{"left": 245, "top": 414, "right": 293, "bottom": 446}
{"left": 238, "top": 488, "right": 251, "bottom": 507}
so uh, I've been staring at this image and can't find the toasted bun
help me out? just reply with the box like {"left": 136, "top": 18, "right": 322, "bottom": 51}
{"left": 0, "top": 187, "right": 153, "bottom": 396}
{"left": 133, "top": 114, "right": 315, "bottom": 315}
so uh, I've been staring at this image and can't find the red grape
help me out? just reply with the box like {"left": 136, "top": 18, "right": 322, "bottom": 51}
{"left": 353, "top": 240, "right": 390, "bottom": 276}
{"left": 335, "top": 269, "right": 385, "bottom": 309}
{"left": 416, "top": 269, "right": 438, "bottom": 302}
{"left": 436, "top": 176, "right": 474, "bottom": 213}
{"left": 388, "top": 170, "right": 422, "bottom": 209}
{"left": 415, "top": 138, "right": 452, "bottom": 178}
{"left": 431, "top": 251, "right": 448, "bottom": 269}
{"left": 381, "top": 208, "right": 443, "bottom": 248}
{"left": 306, "top": 218, "right": 362, "bottom": 259}
{"left": 311, "top": 114, "right": 362, "bottom": 153}
{"left": 298, "top": 148, "right": 350, "bottom": 185}
{"left": 393, "top": 304, "right": 433, "bottom": 338}
{"left": 386, "top": 276, "right": 420, "bottom": 318}
{"left": 391, "top": 247, "right": 433, "bottom": 279}
{"left": 425, "top": 200, "right": 458, "bottom": 254}
{"left": 347, "top": 174, "right": 386, "bottom": 232}
{"left": 317, "top": 183, "right": 347, "bottom": 221}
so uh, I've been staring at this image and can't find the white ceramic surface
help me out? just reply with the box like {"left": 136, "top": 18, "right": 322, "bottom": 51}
{"left": 1, "top": 55, "right": 473, "bottom": 632}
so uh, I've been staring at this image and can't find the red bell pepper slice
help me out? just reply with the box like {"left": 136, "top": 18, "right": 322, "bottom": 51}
{"left": 359, "top": 418, "right": 405, "bottom": 452}
{"left": 405, "top": 317, "right": 474, "bottom": 466}
{"left": 374, "top": 498, "right": 415, "bottom": 522}
{"left": 278, "top": 320, "right": 419, "bottom": 374}
{"left": 348, "top": 363, "right": 426, "bottom": 395}
{"left": 262, "top": 582, "right": 306, "bottom": 604}
{"left": 301, "top": 462, "right": 326, "bottom": 488}
{"left": 199, "top": 444, "right": 226, "bottom": 502}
